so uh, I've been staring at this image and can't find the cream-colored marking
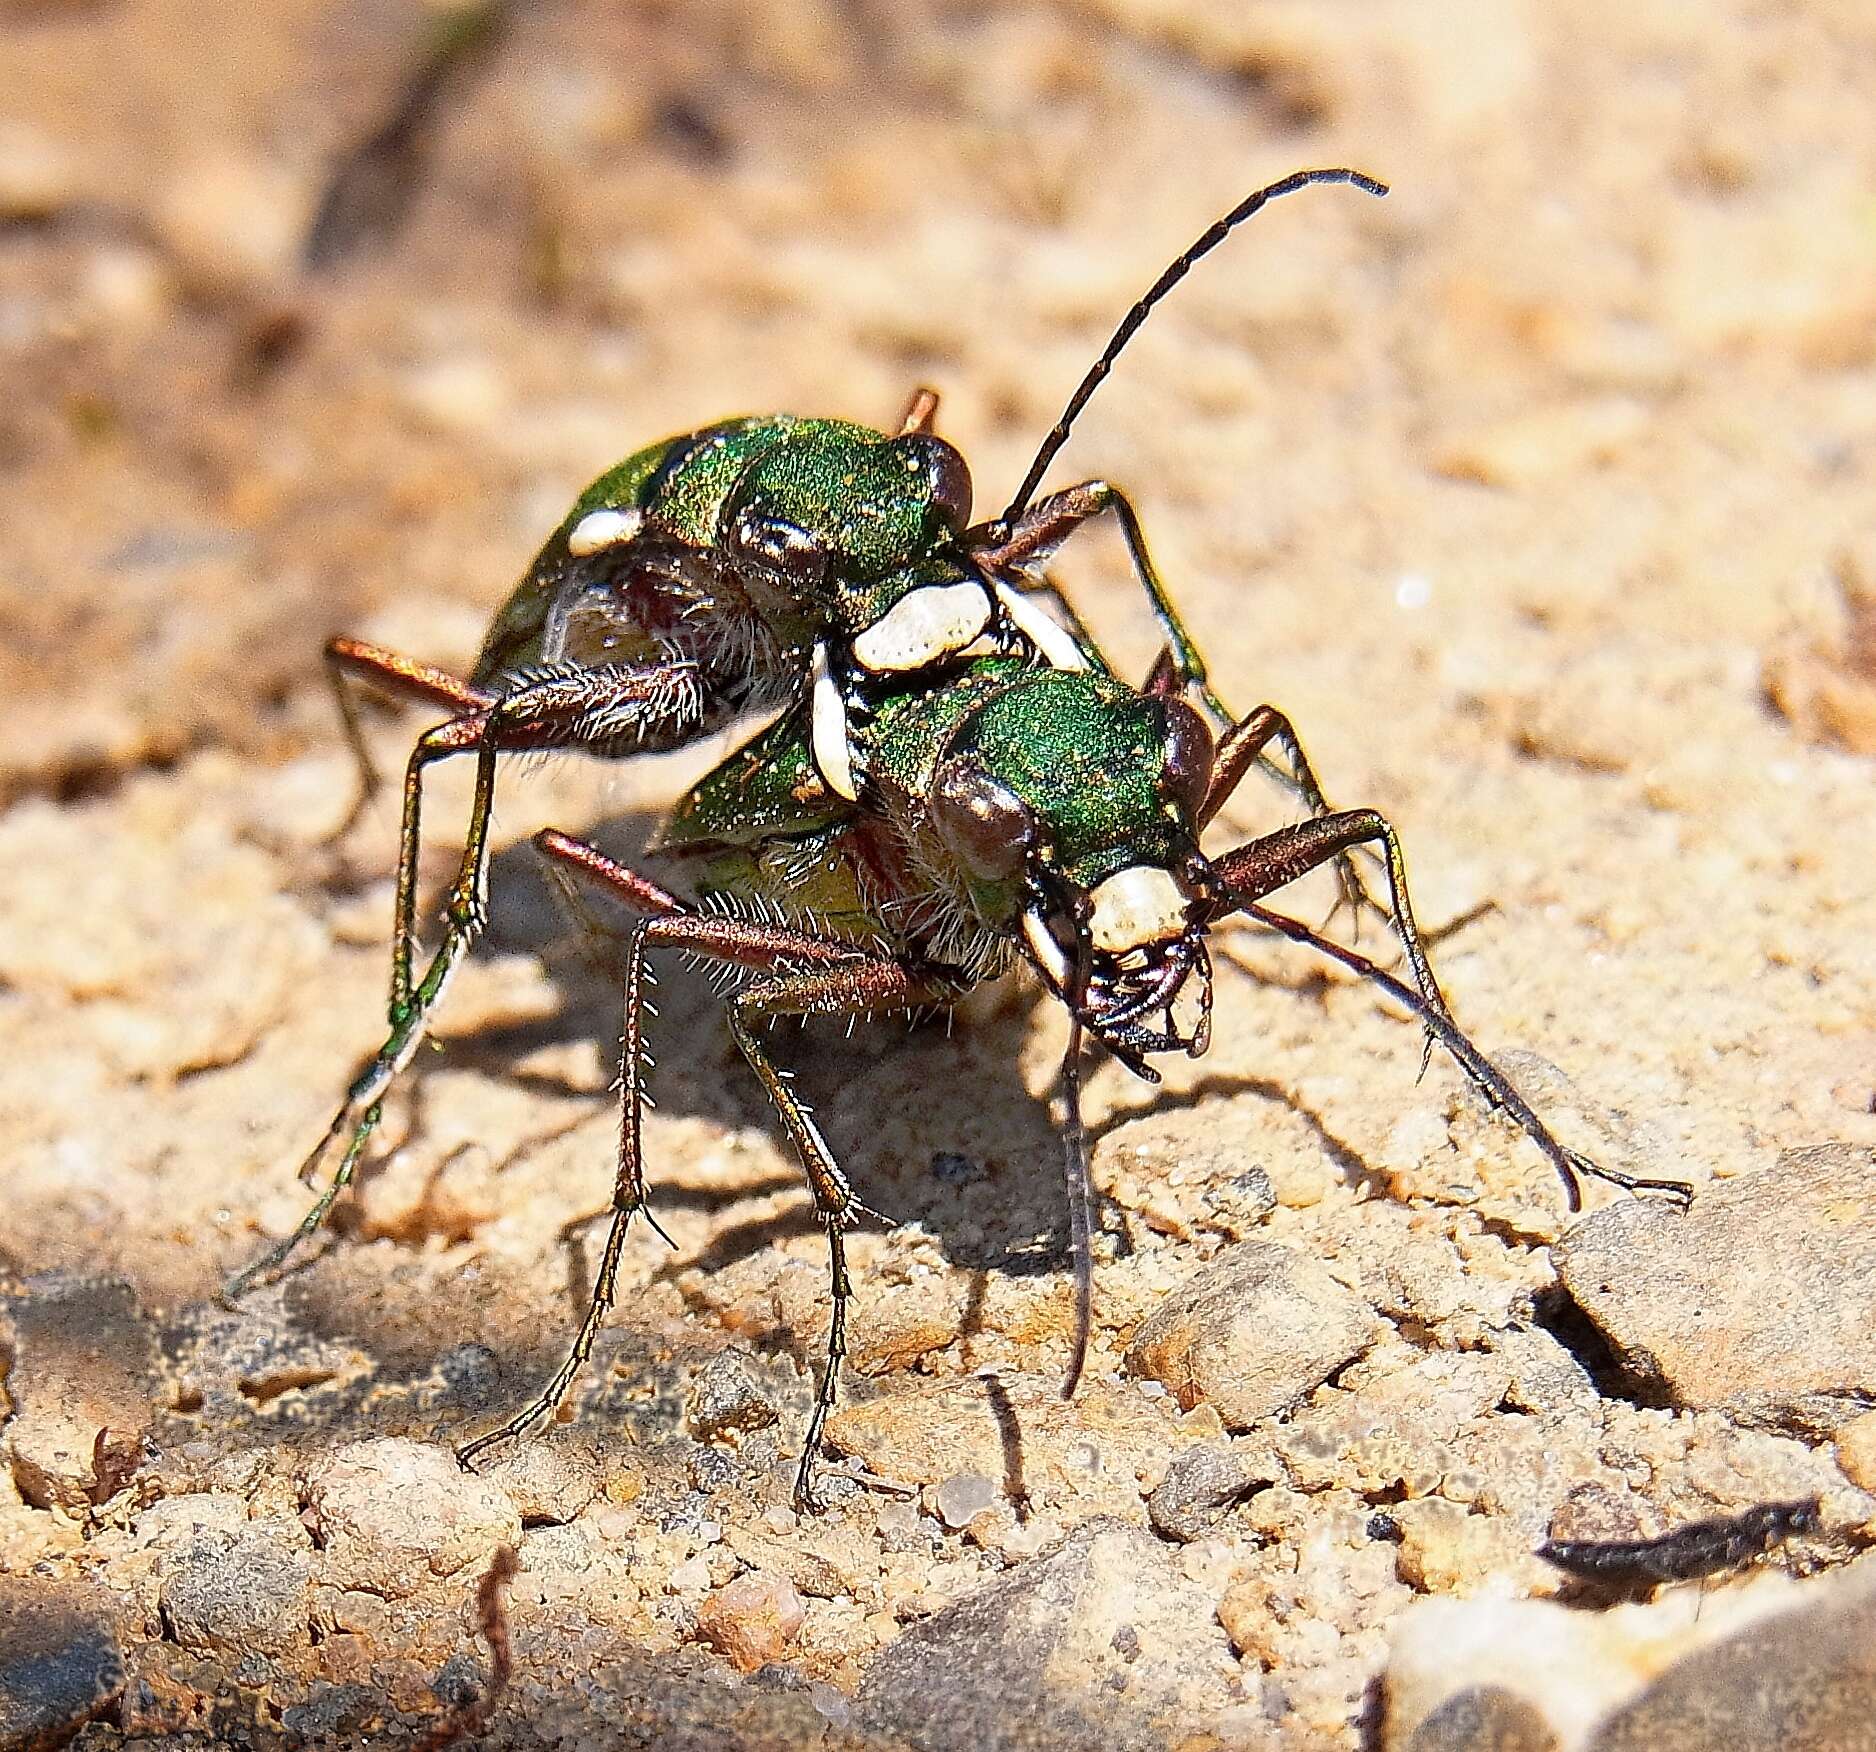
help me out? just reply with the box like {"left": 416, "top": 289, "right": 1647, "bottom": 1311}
{"left": 567, "top": 507, "right": 643, "bottom": 557}
{"left": 810, "top": 643, "right": 859, "bottom": 801}
{"left": 994, "top": 582, "right": 1091, "bottom": 672}
{"left": 852, "top": 580, "right": 993, "bottom": 672}
{"left": 1022, "top": 908, "right": 1072, "bottom": 988}
{"left": 1087, "top": 865, "right": 1187, "bottom": 953}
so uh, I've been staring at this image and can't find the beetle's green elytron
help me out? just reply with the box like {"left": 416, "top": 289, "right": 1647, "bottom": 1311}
{"left": 230, "top": 169, "right": 1691, "bottom": 1507}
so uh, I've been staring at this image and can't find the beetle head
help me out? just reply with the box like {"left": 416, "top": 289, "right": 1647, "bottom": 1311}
{"left": 929, "top": 671, "right": 1221, "bottom": 1076}
{"left": 726, "top": 426, "right": 974, "bottom": 605}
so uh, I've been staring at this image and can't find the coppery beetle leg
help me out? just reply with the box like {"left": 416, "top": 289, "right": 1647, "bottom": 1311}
{"left": 321, "top": 636, "right": 495, "bottom": 838}
{"left": 460, "top": 830, "right": 964, "bottom": 1512}
{"left": 225, "top": 664, "right": 708, "bottom": 1302}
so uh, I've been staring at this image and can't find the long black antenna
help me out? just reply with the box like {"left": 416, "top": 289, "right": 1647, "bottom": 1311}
{"left": 995, "top": 167, "right": 1388, "bottom": 533}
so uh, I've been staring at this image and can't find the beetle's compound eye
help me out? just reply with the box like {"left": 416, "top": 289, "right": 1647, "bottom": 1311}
{"left": 1159, "top": 698, "right": 1215, "bottom": 824}
{"left": 728, "top": 504, "right": 825, "bottom": 580}
{"left": 929, "top": 757, "right": 1033, "bottom": 881}
{"left": 895, "top": 435, "right": 974, "bottom": 533}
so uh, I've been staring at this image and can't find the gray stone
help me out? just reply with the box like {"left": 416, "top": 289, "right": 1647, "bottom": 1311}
{"left": 1556, "top": 1146, "right": 1876, "bottom": 1435}
{"left": 158, "top": 1525, "right": 311, "bottom": 1656}
{"left": 1146, "top": 1441, "right": 1259, "bottom": 1543}
{"left": 0, "top": 1577, "right": 124, "bottom": 1749}
{"left": 1590, "top": 1570, "right": 1876, "bottom": 1751}
{"left": 1407, "top": 1685, "right": 1563, "bottom": 1752}
{"left": 852, "top": 1519, "right": 1237, "bottom": 1751}
{"left": 1125, "top": 1240, "right": 1381, "bottom": 1429}
{"left": 1200, "top": 1166, "right": 1279, "bottom": 1234}
{"left": 687, "top": 1352, "right": 780, "bottom": 1443}
{"left": 0, "top": 1275, "right": 158, "bottom": 1511}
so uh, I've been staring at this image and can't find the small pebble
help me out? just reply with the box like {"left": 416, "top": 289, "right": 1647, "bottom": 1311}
{"left": 1147, "top": 1443, "right": 1257, "bottom": 1544}
{"left": 1126, "top": 1241, "right": 1381, "bottom": 1429}
{"left": 933, "top": 1472, "right": 999, "bottom": 1529}
{"left": 694, "top": 1571, "right": 805, "bottom": 1672}
{"left": 689, "top": 1352, "right": 780, "bottom": 1442}
{"left": 668, "top": 1555, "right": 712, "bottom": 1594}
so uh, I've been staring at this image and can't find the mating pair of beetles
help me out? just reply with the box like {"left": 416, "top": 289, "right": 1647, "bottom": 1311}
{"left": 230, "top": 169, "right": 1689, "bottom": 1507}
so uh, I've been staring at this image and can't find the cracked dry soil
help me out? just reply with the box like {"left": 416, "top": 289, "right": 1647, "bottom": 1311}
{"left": 3, "top": 2, "right": 1876, "bottom": 1749}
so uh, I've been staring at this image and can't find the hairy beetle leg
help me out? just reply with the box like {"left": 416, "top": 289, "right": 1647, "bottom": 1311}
{"left": 225, "top": 662, "right": 711, "bottom": 1302}
{"left": 320, "top": 636, "right": 495, "bottom": 843}
{"left": 459, "top": 830, "right": 966, "bottom": 1513}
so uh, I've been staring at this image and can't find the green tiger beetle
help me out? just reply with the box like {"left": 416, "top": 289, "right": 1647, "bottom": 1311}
{"left": 230, "top": 168, "right": 1691, "bottom": 1507}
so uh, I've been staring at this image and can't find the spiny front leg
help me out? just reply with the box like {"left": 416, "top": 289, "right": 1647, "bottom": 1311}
{"left": 1233, "top": 902, "right": 1693, "bottom": 1210}
{"left": 322, "top": 636, "right": 495, "bottom": 842}
{"left": 226, "top": 664, "right": 709, "bottom": 1302}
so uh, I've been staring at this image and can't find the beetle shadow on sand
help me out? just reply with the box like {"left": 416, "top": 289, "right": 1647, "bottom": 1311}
{"left": 251, "top": 804, "right": 1400, "bottom": 1483}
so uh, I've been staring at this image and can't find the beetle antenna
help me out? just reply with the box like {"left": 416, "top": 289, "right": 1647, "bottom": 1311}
{"left": 995, "top": 167, "right": 1388, "bottom": 533}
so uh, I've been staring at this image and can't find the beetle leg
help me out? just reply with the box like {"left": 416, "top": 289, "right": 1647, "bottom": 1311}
{"left": 456, "top": 836, "right": 964, "bottom": 1510}
{"left": 225, "top": 664, "right": 708, "bottom": 1303}
{"left": 1209, "top": 808, "right": 1451, "bottom": 1056}
{"left": 1223, "top": 901, "right": 1693, "bottom": 1209}
{"left": 1188, "top": 697, "right": 1390, "bottom": 938}
{"left": 897, "top": 385, "right": 941, "bottom": 435}
{"left": 322, "top": 636, "right": 495, "bottom": 838}
{"left": 975, "top": 480, "right": 1225, "bottom": 711}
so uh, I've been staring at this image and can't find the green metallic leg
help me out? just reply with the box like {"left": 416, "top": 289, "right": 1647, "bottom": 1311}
{"left": 1207, "top": 799, "right": 1694, "bottom": 1208}
{"left": 990, "top": 480, "right": 1228, "bottom": 716}
{"left": 226, "top": 668, "right": 706, "bottom": 1302}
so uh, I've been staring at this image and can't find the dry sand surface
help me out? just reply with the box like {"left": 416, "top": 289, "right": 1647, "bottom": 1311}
{"left": 3, "top": 2, "right": 1876, "bottom": 1748}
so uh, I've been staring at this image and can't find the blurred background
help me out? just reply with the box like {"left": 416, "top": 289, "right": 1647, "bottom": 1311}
{"left": 5, "top": 0, "right": 1874, "bottom": 797}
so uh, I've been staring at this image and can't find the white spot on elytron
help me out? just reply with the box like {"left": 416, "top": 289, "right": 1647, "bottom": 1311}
{"left": 1021, "top": 908, "right": 1072, "bottom": 989}
{"left": 1394, "top": 571, "right": 1431, "bottom": 611}
{"left": 852, "top": 580, "right": 993, "bottom": 673}
{"left": 810, "top": 643, "right": 859, "bottom": 801}
{"left": 993, "top": 582, "right": 1090, "bottom": 671}
{"left": 1086, "top": 865, "right": 1186, "bottom": 954}
{"left": 567, "top": 506, "right": 643, "bottom": 557}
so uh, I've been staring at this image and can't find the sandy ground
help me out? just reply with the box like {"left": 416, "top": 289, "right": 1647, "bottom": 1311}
{"left": 3, "top": 2, "right": 1876, "bottom": 1748}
